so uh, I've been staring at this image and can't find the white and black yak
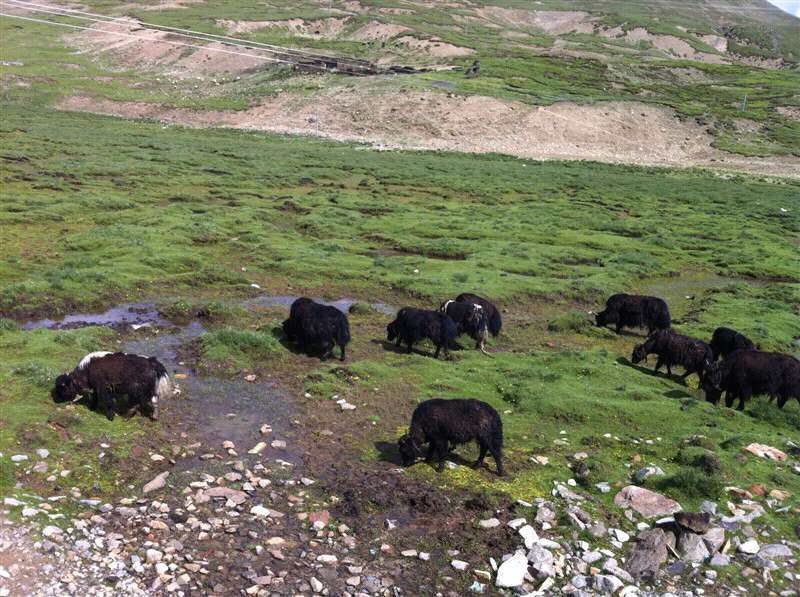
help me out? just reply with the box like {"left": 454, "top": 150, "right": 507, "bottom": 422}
{"left": 708, "top": 326, "right": 756, "bottom": 361}
{"left": 282, "top": 297, "right": 351, "bottom": 361}
{"left": 53, "top": 351, "right": 171, "bottom": 421}
{"left": 386, "top": 307, "right": 457, "bottom": 359}
{"left": 702, "top": 349, "right": 800, "bottom": 410}
{"left": 595, "top": 293, "right": 671, "bottom": 335}
{"left": 440, "top": 299, "right": 489, "bottom": 353}
{"left": 632, "top": 329, "right": 713, "bottom": 381}
{"left": 456, "top": 293, "right": 502, "bottom": 337}
{"left": 398, "top": 398, "right": 504, "bottom": 475}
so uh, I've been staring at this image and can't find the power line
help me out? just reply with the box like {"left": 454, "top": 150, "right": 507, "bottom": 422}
{"left": 3, "top": 0, "right": 373, "bottom": 69}
{"left": 0, "top": 10, "right": 338, "bottom": 72}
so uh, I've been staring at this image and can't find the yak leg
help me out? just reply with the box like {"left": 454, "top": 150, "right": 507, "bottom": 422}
{"left": 339, "top": 343, "right": 346, "bottom": 361}
{"left": 473, "top": 442, "right": 488, "bottom": 470}
{"left": 425, "top": 443, "right": 435, "bottom": 463}
{"left": 97, "top": 386, "right": 116, "bottom": 421}
{"left": 654, "top": 356, "right": 664, "bottom": 373}
{"left": 434, "top": 440, "right": 448, "bottom": 473}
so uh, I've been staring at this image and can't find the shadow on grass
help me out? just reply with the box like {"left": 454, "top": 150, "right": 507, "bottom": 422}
{"left": 270, "top": 325, "right": 345, "bottom": 362}
{"left": 373, "top": 439, "right": 478, "bottom": 471}
{"left": 616, "top": 356, "right": 686, "bottom": 385}
{"left": 371, "top": 338, "right": 450, "bottom": 359}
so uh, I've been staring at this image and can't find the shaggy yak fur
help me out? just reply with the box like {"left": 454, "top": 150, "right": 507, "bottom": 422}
{"left": 398, "top": 398, "right": 504, "bottom": 475}
{"left": 440, "top": 299, "right": 489, "bottom": 352}
{"left": 595, "top": 293, "right": 671, "bottom": 335}
{"left": 53, "top": 351, "right": 171, "bottom": 421}
{"left": 702, "top": 349, "right": 800, "bottom": 410}
{"left": 709, "top": 326, "right": 755, "bottom": 361}
{"left": 456, "top": 293, "right": 502, "bottom": 337}
{"left": 386, "top": 308, "right": 457, "bottom": 359}
{"left": 282, "top": 297, "right": 351, "bottom": 361}
{"left": 632, "top": 330, "right": 713, "bottom": 381}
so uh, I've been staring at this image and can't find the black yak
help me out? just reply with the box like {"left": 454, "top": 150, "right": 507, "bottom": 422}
{"left": 386, "top": 308, "right": 457, "bottom": 359}
{"left": 53, "top": 351, "right": 171, "bottom": 421}
{"left": 708, "top": 326, "right": 755, "bottom": 361}
{"left": 456, "top": 293, "right": 502, "bottom": 337}
{"left": 398, "top": 398, "right": 504, "bottom": 475}
{"left": 702, "top": 349, "right": 800, "bottom": 411}
{"left": 595, "top": 293, "right": 670, "bottom": 335}
{"left": 282, "top": 297, "right": 350, "bottom": 361}
{"left": 440, "top": 299, "right": 489, "bottom": 353}
{"left": 632, "top": 329, "right": 713, "bottom": 381}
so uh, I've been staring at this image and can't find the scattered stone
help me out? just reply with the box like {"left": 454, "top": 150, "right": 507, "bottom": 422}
{"left": 759, "top": 544, "right": 792, "bottom": 559}
{"left": 143, "top": 471, "right": 169, "bottom": 494}
{"left": 614, "top": 486, "right": 681, "bottom": 518}
{"left": 206, "top": 487, "right": 247, "bottom": 504}
{"left": 677, "top": 531, "right": 710, "bottom": 562}
{"left": 248, "top": 442, "right": 267, "bottom": 454}
{"left": 10, "top": 455, "right": 28, "bottom": 462}
{"left": 451, "top": 560, "right": 469, "bottom": 571}
{"left": 479, "top": 518, "right": 500, "bottom": 529}
{"left": 518, "top": 524, "right": 539, "bottom": 548}
{"left": 42, "top": 526, "right": 62, "bottom": 539}
{"left": 634, "top": 466, "right": 664, "bottom": 484}
{"left": 701, "top": 527, "right": 726, "bottom": 553}
{"left": 270, "top": 440, "right": 287, "bottom": 449}
{"left": 35, "top": 448, "right": 49, "bottom": 459}
{"left": 744, "top": 443, "right": 787, "bottom": 461}
{"left": 627, "top": 528, "right": 669, "bottom": 578}
{"left": 709, "top": 553, "right": 730, "bottom": 567}
{"left": 739, "top": 539, "right": 760, "bottom": 554}
{"left": 316, "top": 554, "right": 338, "bottom": 565}
{"left": 495, "top": 552, "right": 528, "bottom": 588}
{"left": 146, "top": 549, "right": 163, "bottom": 564}
{"left": 675, "top": 511, "right": 711, "bottom": 534}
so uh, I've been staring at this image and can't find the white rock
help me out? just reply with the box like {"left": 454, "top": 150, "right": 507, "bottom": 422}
{"left": 146, "top": 549, "right": 163, "bottom": 564}
{"left": 3, "top": 497, "right": 23, "bottom": 507}
{"left": 250, "top": 505, "right": 272, "bottom": 517}
{"left": 42, "top": 526, "right": 62, "bottom": 538}
{"left": 248, "top": 442, "right": 267, "bottom": 454}
{"left": 451, "top": 559, "right": 469, "bottom": 571}
{"left": 35, "top": 448, "right": 49, "bottom": 459}
{"left": 143, "top": 471, "right": 169, "bottom": 494}
{"left": 316, "top": 554, "right": 338, "bottom": 564}
{"left": 612, "top": 528, "right": 630, "bottom": 542}
{"left": 518, "top": 525, "right": 539, "bottom": 549}
{"left": 480, "top": 518, "right": 500, "bottom": 529}
{"left": 739, "top": 539, "right": 760, "bottom": 554}
{"left": 495, "top": 552, "right": 528, "bottom": 588}
{"left": 10, "top": 455, "right": 28, "bottom": 462}
{"left": 507, "top": 518, "right": 527, "bottom": 530}
{"left": 310, "top": 577, "right": 323, "bottom": 593}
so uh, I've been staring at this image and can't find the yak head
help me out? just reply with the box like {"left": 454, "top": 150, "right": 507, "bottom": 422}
{"left": 52, "top": 373, "right": 80, "bottom": 403}
{"left": 631, "top": 344, "right": 647, "bottom": 364}
{"left": 386, "top": 321, "right": 398, "bottom": 342}
{"left": 700, "top": 363, "right": 723, "bottom": 404}
{"left": 397, "top": 433, "right": 421, "bottom": 466}
{"left": 594, "top": 310, "right": 610, "bottom": 328}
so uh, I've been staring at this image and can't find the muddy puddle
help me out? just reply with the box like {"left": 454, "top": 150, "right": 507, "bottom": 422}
{"left": 22, "top": 302, "right": 169, "bottom": 330}
{"left": 19, "top": 298, "right": 308, "bottom": 474}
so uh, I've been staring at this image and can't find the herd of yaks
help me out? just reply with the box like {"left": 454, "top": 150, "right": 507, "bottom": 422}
{"left": 51, "top": 291, "right": 799, "bottom": 476}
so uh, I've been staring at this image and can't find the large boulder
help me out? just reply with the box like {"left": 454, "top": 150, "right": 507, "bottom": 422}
{"left": 614, "top": 486, "right": 681, "bottom": 518}
{"left": 677, "top": 531, "right": 710, "bottom": 562}
{"left": 495, "top": 552, "right": 528, "bottom": 588}
{"left": 626, "top": 528, "right": 670, "bottom": 578}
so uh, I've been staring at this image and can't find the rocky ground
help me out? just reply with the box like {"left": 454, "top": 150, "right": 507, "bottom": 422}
{"left": 2, "top": 404, "right": 799, "bottom": 596}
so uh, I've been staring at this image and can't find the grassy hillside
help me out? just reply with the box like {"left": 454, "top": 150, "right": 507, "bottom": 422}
{"left": 2, "top": 0, "right": 799, "bottom": 157}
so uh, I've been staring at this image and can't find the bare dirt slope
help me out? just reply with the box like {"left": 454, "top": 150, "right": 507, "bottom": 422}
{"left": 58, "top": 91, "right": 800, "bottom": 178}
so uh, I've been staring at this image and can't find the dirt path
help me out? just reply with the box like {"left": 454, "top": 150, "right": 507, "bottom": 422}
{"left": 57, "top": 92, "right": 800, "bottom": 179}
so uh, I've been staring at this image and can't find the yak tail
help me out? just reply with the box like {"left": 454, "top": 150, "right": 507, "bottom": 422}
{"left": 336, "top": 316, "right": 351, "bottom": 346}
{"left": 487, "top": 309, "right": 502, "bottom": 337}
{"left": 149, "top": 358, "right": 172, "bottom": 401}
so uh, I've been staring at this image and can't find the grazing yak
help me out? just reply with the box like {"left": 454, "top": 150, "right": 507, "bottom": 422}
{"left": 702, "top": 349, "right": 800, "bottom": 411}
{"left": 398, "top": 398, "right": 504, "bottom": 476}
{"left": 282, "top": 297, "right": 350, "bottom": 361}
{"left": 709, "top": 326, "right": 755, "bottom": 361}
{"left": 387, "top": 308, "right": 457, "bottom": 359}
{"left": 595, "top": 293, "right": 671, "bottom": 335}
{"left": 456, "top": 293, "right": 502, "bottom": 337}
{"left": 632, "top": 330, "right": 713, "bottom": 381}
{"left": 440, "top": 299, "right": 489, "bottom": 353}
{"left": 53, "top": 351, "right": 171, "bottom": 421}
